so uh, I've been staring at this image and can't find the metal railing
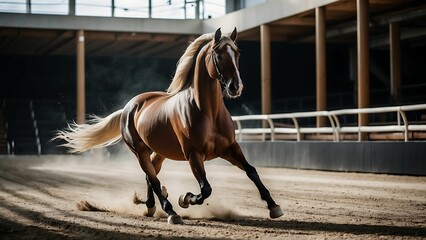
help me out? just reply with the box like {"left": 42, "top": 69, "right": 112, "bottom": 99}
{"left": 232, "top": 104, "right": 426, "bottom": 142}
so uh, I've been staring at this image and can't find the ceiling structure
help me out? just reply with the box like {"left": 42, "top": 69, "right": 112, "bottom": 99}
{"left": 237, "top": 0, "right": 426, "bottom": 45}
{"left": 0, "top": 28, "right": 197, "bottom": 58}
{"left": 0, "top": 0, "right": 425, "bottom": 58}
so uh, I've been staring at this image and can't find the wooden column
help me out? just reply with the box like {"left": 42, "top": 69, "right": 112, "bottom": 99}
{"left": 76, "top": 30, "right": 86, "bottom": 124}
{"left": 357, "top": 0, "right": 369, "bottom": 140}
{"left": 260, "top": 24, "right": 271, "bottom": 118}
{"left": 316, "top": 6, "right": 327, "bottom": 127}
{"left": 390, "top": 22, "right": 401, "bottom": 103}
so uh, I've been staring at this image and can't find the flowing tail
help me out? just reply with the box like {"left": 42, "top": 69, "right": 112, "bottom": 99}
{"left": 54, "top": 109, "right": 123, "bottom": 153}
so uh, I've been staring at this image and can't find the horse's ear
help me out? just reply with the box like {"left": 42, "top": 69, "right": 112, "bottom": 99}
{"left": 230, "top": 27, "right": 238, "bottom": 42}
{"left": 214, "top": 28, "right": 221, "bottom": 44}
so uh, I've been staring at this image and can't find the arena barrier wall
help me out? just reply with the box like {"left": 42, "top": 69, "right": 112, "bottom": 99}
{"left": 238, "top": 141, "right": 426, "bottom": 175}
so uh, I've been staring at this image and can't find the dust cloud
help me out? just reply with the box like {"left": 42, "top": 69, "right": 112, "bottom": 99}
{"left": 32, "top": 146, "right": 247, "bottom": 221}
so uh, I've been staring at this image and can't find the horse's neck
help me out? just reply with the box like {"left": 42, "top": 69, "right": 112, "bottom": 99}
{"left": 192, "top": 46, "right": 223, "bottom": 117}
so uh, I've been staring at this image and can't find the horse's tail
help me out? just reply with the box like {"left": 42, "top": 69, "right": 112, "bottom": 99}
{"left": 54, "top": 109, "right": 123, "bottom": 153}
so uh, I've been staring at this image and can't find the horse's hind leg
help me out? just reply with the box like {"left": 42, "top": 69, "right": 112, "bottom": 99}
{"left": 221, "top": 142, "right": 284, "bottom": 219}
{"left": 121, "top": 104, "right": 182, "bottom": 224}
{"left": 144, "top": 175, "right": 156, "bottom": 216}
{"left": 132, "top": 145, "right": 182, "bottom": 224}
{"left": 144, "top": 152, "right": 166, "bottom": 217}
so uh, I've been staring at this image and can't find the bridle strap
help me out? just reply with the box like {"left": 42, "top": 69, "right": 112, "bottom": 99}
{"left": 211, "top": 49, "right": 226, "bottom": 86}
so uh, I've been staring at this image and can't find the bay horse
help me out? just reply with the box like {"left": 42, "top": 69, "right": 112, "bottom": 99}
{"left": 55, "top": 28, "right": 284, "bottom": 224}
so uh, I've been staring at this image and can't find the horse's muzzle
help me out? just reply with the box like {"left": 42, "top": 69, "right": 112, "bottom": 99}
{"left": 226, "top": 80, "right": 243, "bottom": 98}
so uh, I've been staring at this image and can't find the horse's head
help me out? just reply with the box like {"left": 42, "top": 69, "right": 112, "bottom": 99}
{"left": 207, "top": 28, "right": 243, "bottom": 99}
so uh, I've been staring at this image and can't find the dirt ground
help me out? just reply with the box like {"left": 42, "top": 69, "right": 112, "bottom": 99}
{"left": 0, "top": 153, "right": 425, "bottom": 239}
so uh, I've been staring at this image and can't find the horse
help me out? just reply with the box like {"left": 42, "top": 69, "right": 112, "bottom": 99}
{"left": 55, "top": 28, "right": 284, "bottom": 224}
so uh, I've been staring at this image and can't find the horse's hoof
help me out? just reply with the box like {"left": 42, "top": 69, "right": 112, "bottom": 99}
{"left": 162, "top": 186, "right": 168, "bottom": 199}
{"left": 270, "top": 205, "right": 284, "bottom": 219}
{"left": 144, "top": 206, "right": 156, "bottom": 217}
{"left": 178, "top": 193, "right": 190, "bottom": 208}
{"left": 167, "top": 214, "right": 184, "bottom": 224}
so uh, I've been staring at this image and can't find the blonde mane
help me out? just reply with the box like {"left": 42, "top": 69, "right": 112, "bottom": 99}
{"left": 167, "top": 32, "right": 215, "bottom": 95}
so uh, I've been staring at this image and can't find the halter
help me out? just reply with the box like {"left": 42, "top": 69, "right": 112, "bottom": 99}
{"left": 211, "top": 48, "right": 227, "bottom": 87}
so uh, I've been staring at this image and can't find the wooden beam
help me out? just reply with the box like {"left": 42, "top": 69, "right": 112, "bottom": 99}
{"left": 120, "top": 41, "right": 148, "bottom": 55}
{"left": 390, "top": 22, "right": 401, "bottom": 103}
{"left": 325, "top": 11, "right": 357, "bottom": 20}
{"left": 298, "top": 9, "right": 315, "bottom": 18}
{"left": 151, "top": 40, "right": 187, "bottom": 58}
{"left": 156, "top": 43, "right": 187, "bottom": 58}
{"left": 87, "top": 40, "right": 117, "bottom": 55}
{"left": 130, "top": 41, "right": 162, "bottom": 56}
{"left": 76, "top": 30, "right": 85, "bottom": 124}
{"left": 85, "top": 31, "right": 179, "bottom": 42}
{"left": 295, "top": 4, "right": 426, "bottom": 43}
{"left": 327, "top": 1, "right": 356, "bottom": 12}
{"left": 150, "top": 34, "right": 178, "bottom": 42}
{"left": 238, "top": 28, "right": 257, "bottom": 39}
{"left": 0, "top": 35, "right": 20, "bottom": 52}
{"left": 0, "top": 28, "right": 19, "bottom": 36}
{"left": 116, "top": 33, "right": 152, "bottom": 41}
{"left": 270, "top": 25, "right": 312, "bottom": 34}
{"left": 369, "top": 0, "right": 402, "bottom": 5}
{"left": 238, "top": 28, "right": 260, "bottom": 41}
{"left": 316, "top": 7, "right": 327, "bottom": 127}
{"left": 45, "top": 37, "right": 74, "bottom": 55}
{"left": 260, "top": 24, "right": 271, "bottom": 124}
{"left": 85, "top": 32, "right": 116, "bottom": 41}
{"left": 273, "top": 17, "right": 315, "bottom": 26}
{"left": 36, "top": 31, "right": 73, "bottom": 54}
{"left": 7, "top": 29, "right": 73, "bottom": 38}
{"left": 357, "top": 0, "right": 370, "bottom": 140}
{"left": 140, "top": 42, "right": 168, "bottom": 57}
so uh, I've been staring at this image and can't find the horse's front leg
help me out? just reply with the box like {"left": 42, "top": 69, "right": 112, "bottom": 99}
{"left": 221, "top": 142, "right": 284, "bottom": 219}
{"left": 179, "top": 151, "right": 212, "bottom": 208}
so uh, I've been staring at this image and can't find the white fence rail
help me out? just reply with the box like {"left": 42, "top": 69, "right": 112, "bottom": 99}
{"left": 231, "top": 104, "right": 426, "bottom": 142}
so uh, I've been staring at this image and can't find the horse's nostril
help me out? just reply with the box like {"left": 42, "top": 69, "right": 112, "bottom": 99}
{"left": 229, "top": 82, "right": 238, "bottom": 92}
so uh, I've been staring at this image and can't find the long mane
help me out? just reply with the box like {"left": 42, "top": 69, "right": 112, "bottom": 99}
{"left": 167, "top": 32, "right": 214, "bottom": 95}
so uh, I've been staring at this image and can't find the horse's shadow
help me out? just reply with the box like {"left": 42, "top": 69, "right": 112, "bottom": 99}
{"left": 209, "top": 217, "right": 425, "bottom": 237}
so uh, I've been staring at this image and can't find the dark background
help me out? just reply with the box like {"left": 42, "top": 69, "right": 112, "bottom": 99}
{"left": 1, "top": 40, "right": 425, "bottom": 120}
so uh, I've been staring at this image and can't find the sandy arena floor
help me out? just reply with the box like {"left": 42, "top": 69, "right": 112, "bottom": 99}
{"left": 0, "top": 153, "right": 425, "bottom": 239}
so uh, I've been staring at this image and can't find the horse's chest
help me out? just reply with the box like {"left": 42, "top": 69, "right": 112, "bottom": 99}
{"left": 189, "top": 118, "right": 233, "bottom": 157}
